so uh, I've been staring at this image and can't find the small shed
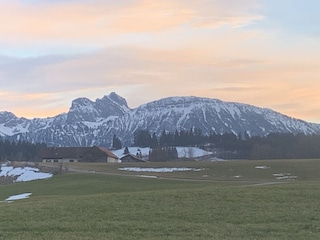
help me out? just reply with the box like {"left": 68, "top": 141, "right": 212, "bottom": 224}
{"left": 120, "top": 153, "right": 148, "bottom": 163}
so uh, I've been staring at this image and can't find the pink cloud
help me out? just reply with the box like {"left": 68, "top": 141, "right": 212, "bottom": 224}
{"left": 0, "top": 0, "right": 262, "bottom": 44}
{"left": 0, "top": 0, "right": 319, "bottom": 123}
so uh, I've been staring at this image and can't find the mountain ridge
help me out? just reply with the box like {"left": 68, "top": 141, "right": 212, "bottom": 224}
{"left": 1, "top": 92, "right": 320, "bottom": 147}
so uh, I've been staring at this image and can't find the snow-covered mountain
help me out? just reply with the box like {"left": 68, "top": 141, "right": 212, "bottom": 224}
{"left": 1, "top": 92, "right": 320, "bottom": 147}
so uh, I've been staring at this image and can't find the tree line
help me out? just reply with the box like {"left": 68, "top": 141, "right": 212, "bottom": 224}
{"left": 2, "top": 129, "right": 320, "bottom": 162}
{"left": 149, "top": 146, "right": 178, "bottom": 162}
{"left": 239, "top": 133, "right": 320, "bottom": 160}
{"left": 0, "top": 139, "right": 46, "bottom": 162}
{"left": 113, "top": 129, "right": 320, "bottom": 160}
{"left": 130, "top": 129, "right": 205, "bottom": 148}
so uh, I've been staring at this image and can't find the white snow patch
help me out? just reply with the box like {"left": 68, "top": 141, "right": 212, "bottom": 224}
{"left": 16, "top": 171, "right": 53, "bottom": 182}
{"left": 255, "top": 166, "right": 270, "bottom": 170}
{"left": 136, "top": 175, "right": 158, "bottom": 179}
{"left": 273, "top": 173, "right": 297, "bottom": 180}
{"left": 0, "top": 165, "right": 14, "bottom": 177}
{"left": 210, "top": 157, "right": 225, "bottom": 162}
{"left": 119, "top": 167, "right": 204, "bottom": 173}
{"left": 232, "top": 175, "right": 242, "bottom": 178}
{"left": 176, "top": 147, "right": 212, "bottom": 158}
{"left": 250, "top": 182, "right": 288, "bottom": 187}
{"left": 272, "top": 173, "right": 285, "bottom": 177}
{"left": 112, "top": 147, "right": 150, "bottom": 159}
{"left": 112, "top": 146, "right": 212, "bottom": 159}
{"left": 275, "top": 176, "right": 297, "bottom": 180}
{"left": 5, "top": 193, "right": 32, "bottom": 202}
{"left": 0, "top": 165, "right": 53, "bottom": 182}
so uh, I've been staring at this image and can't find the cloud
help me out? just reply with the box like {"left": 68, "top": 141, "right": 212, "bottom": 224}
{"left": 210, "top": 59, "right": 265, "bottom": 68}
{"left": 1, "top": 36, "right": 320, "bottom": 121}
{"left": 113, "top": 1, "right": 195, "bottom": 33}
{"left": 0, "top": 55, "right": 77, "bottom": 93}
{"left": 0, "top": 0, "right": 320, "bottom": 123}
{"left": 193, "top": 15, "right": 264, "bottom": 29}
{"left": 0, "top": 0, "right": 263, "bottom": 47}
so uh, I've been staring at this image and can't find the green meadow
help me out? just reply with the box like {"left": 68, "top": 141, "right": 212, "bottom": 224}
{"left": 1, "top": 159, "right": 320, "bottom": 240}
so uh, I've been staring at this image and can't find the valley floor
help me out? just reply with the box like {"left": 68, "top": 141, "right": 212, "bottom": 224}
{"left": 1, "top": 159, "right": 320, "bottom": 240}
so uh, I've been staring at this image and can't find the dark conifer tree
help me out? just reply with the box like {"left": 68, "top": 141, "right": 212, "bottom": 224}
{"left": 123, "top": 146, "right": 130, "bottom": 155}
{"left": 112, "top": 134, "right": 122, "bottom": 150}
{"left": 150, "top": 133, "right": 159, "bottom": 148}
{"left": 133, "top": 129, "right": 151, "bottom": 147}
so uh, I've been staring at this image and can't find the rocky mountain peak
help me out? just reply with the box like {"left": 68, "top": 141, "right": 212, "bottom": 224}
{"left": 67, "top": 98, "right": 97, "bottom": 123}
{"left": 106, "top": 92, "right": 129, "bottom": 108}
{"left": 1, "top": 93, "right": 320, "bottom": 146}
{"left": 66, "top": 93, "right": 130, "bottom": 123}
{"left": 0, "top": 111, "right": 18, "bottom": 124}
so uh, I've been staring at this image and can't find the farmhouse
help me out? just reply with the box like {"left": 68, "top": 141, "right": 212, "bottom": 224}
{"left": 40, "top": 146, "right": 119, "bottom": 163}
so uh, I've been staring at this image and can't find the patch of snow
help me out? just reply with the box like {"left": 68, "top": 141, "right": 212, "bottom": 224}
{"left": 255, "top": 166, "right": 270, "bottom": 169}
{"left": 232, "top": 175, "right": 242, "bottom": 178}
{"left": 176, "top": 147, "right": 212, "bottom": 158}
{"left": 112, "top": 147, "right": 150, "bottom": 159}
{"left": 250, "top": 182, "right": 288, "bottom": 186}
{"left": 0, "top": 165, "right": 14, "bottom": 177}
{"left": 16, "top": 171, "right": 53, "bottom": 182}
{"left": 275, "top": 176, "right": 297, "bottom": 180}
{"left": 6, "top": 167, "right": 26, "bottom": 177}
{"left": 135, "top": 175, "right": 158, "bottom": 179}
{"left": 273, "top": 173, "right": 297, "bottom": 180}
{"left": 119, "top": 167, "right": 204, "bottom": 173}
{"left": 24, "top": 167, "right": 40, "bottom": 172}
{"left": 210, "top": 157, "right": 224, "bottom": 162}
{"left": 112, "top": 146, "right": 213, "bottom": 159}
{"left": 5, "top": 193, "right": 32, "bottom": 202}
{"left": 0, "top": 165, "right": 53, "bottom": 182}
{"left": 272, "top": 173, "right": 284, "bottom": 177}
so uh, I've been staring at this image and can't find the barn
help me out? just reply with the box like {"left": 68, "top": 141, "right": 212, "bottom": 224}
{"left": 40, "top": 146, "right": 119, "bottom": 163}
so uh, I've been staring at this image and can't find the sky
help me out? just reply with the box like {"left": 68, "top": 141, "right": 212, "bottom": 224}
{"left": 0, "top": 0, "right": 320, "bottom": 123}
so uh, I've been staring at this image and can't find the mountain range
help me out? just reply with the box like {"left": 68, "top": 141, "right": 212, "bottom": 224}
{"left": 1, "top": 92, "right": 320, "bottom": 147}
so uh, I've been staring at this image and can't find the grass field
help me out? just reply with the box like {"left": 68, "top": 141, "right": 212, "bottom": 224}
{"left": 1, "top": 159, "right": 320, "bottom": 239}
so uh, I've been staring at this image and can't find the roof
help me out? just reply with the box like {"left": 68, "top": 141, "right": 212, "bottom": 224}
{"left": 120, "top": 153, "right": 148, "bottom": 162}
{"left": 39, "top": 147, "right": 88, "bottom": 159}
{"left": 39, "top": 146, "right": 118, "bottom": 159}
{"left": 96, "top": 146, "right": 119, "bottom": 159}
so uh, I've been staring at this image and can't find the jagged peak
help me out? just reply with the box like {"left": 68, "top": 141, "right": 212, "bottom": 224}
{"left": 98, "top": 92, "right": 129, "bottom": 108}
{"left": 108, "top": 91, "right": 122, "bottom": 99}
{"left": 0, "top": 111, "right": 17, "bottom": 117}
{"left": 69, "top": 93, "right": 129, "bottom": 112}
{"left": 71, "top": 97, "right": 93, "bottom": 106}
{"left": 0, "top": 111, "right": 18, "bottom": 121}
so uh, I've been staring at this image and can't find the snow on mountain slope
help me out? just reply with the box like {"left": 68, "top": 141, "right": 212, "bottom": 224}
{"left": 0, "top": 111, "right": 30, "bottom": 136}
{"left": 1, "top": 93, "right": 320, "bottom": 147}
{"left": 66, "top": 92, "right": 130, "bottom": 123}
